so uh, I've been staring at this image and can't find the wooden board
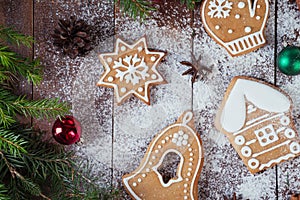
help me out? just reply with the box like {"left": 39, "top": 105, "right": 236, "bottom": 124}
{"left": 2, "top": 0, "right": 300, "bottom": 198}
{"left": 33, "top": 0, "right": 115, "bottom": 187}
{"left": 276, "top": 1, "right": 300, "bottom": 199}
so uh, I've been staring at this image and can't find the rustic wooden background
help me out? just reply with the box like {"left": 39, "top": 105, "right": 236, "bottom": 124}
{"left": 1, "top": 0, "right": 300, "bottom": 199}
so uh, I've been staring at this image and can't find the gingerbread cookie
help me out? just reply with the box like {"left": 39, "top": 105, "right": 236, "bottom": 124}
{"left": 123, "top": 111, "right": 204, "bottom": 200}
{"left": 97, "top": 36, "right": 166, "bottom": 105}
{"left": 215, "top": 76, "right": 300, "bottom": 174}
{"left": 201, "top": 0, "right": 269, "bottom": 56}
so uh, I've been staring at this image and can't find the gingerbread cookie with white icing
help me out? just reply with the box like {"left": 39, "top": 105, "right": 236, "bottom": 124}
{"left": 97, "top": 36, "right": 166, "bottom": 105}
{"left": 122, "top": 111, "right": 204, "bottom": 200}
{"left": 201, "top": 0, "right": 269, "bottom": 56}
{"left": 215, "top": 76, "right": 300, "bottom": 174}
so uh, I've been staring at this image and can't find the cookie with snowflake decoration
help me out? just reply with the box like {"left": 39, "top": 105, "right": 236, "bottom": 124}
{"left": 201, "top": 0, "right": 269, "bottom": 56}
{"left": 97, "top": 36, "right": 166, "bottom": 105}
{"left": 123, "top": 111, "right": 204, "bottom": 200}
{"left": 215, "top": 76, "right": 300, "bottom": 174}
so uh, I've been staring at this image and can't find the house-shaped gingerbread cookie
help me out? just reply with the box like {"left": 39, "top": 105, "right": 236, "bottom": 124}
{"left": 215, "top": 76, "right": 300, "bottom": 174}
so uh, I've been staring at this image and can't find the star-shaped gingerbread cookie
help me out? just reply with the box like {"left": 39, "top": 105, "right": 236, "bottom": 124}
{"left": 97, "top": 37, "right": 166, "bottom": 105}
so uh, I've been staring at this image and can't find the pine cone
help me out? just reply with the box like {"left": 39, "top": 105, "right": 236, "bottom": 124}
{"left": 52, "top": 16, "right": 92, "bottom": 59}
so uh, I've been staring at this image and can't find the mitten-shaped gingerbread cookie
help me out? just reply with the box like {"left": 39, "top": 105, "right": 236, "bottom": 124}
{"left": 201, "top": 0, "right": 269, "bottom": 56}
{"left": 123, "top": 111, "right": 204, "bottom": 200}
{"left": 215, "top": 76, "right": 300, "bottom": 174}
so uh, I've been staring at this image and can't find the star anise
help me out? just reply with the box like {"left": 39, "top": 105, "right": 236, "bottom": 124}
{"left": 181, "top": 53, "right": 212, "bottom": 83}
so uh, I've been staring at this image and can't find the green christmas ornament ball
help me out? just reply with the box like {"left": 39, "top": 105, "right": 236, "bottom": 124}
{"left": 277, "top": 46, "right": 300, "bottom": 75}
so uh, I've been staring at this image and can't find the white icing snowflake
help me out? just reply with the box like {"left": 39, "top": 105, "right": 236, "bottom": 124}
{"left": 172, "top": 130, "right": 189, "bottom": 146}
{"left": 113, "top": 54, "right": 150, "bottom": 85}
{"left": 208, "top": 0, "right": 233, "bottom": 19}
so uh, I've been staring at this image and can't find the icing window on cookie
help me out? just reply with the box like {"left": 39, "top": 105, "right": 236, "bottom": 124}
{"left": 208, "top": 0, "right": 233, "bottom": 19}
{"left": 113, "top": 54, "right": 150, "bottom": 85}
{"left": 254, "top": 124, "right": 279, "bottom": 147}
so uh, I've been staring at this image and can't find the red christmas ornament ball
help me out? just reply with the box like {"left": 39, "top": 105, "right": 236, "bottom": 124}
{"left": 52, "top": 115, "right": 81, "bottom": 145}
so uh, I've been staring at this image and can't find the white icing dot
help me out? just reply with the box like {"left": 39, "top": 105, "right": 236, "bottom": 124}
{"left": 165, "top": 137, "right": 169, "bottom": 141}
{"left": 146, "top": 168, "right": 150, "bottom": 172}
{"left": 188, "top": 148, "right": 192, "bottom": 152}
{"left": 158, "top": 145, "right": 162, "bottom": 149}
{"left": 238, "top": 2, "right": 245, "bottom": 8}
{"left": 151, "top": 56, "right": 156, "bottom": 62}
{"left": 172, "top": 138, "right": 177, "bottom": 143}
{"left": 184, "top": 184, "right": 188, "bottom": 188}
{"left": 149, "top": 162, "right": 153, "bottom": 165}
{"left": 174, "top": 133, "right": 179, "bottom": 138}
{"left": 184, "top": 189, "right": 187, "bottom": 193}
{"left": 257, "top": 4, "right": 261, "bottom": 8}
{"left": 188, "top": 168, "right": 192, "bottom": 171}
{"left": 133, "top": 182, "right": 137, "bottom": 187}
{"left": 179, "top": 131, "right": 184, "bottom": 135}
{"left": 142, "top": 174, "right": 146, "bottom": 177}
{"left": 184, "top": 196, "right": 188, "bottom": 200}
{"left": 215, "top": 25, "right": 220, "bottom": 30}
{"left": 161, "top": 140, "right": 166, "bottom": 144}
{"left": 182, "top": 140, "right": 188, "bottom": 146}
{"left": 138, "top": 178, "right": 142, "bottom": 182}
{"left": 228, "top": 29, "right": 233, "bottom": 34}
{"left": 138, "top": 87, "right": 143, "bottom": 93}
{"left": 107, "top": 57, "right": 112, "bottom": 63}
{"left": 152, "top": 156, "right": 156, "bottom": 160}
{"left": 183, "top": 134, "right": 189, "bottom": 140}
{"left": 151, "top": 74, "right": 157, "bottom": 79}
{"left": 121, "top": 87, "right": 126, "bottom": 93}
{"left": 256, "top": 16, "right": 261, "bottom": 20}
{"left": 188, "top": 144, "right": 191, "bottom": 147}
{"left": 169, "top": 135, "right": 172, "bottom": 138}
{"left": 121, "top": 46, "right": 126, "bottom": 51}
{"left": 178, "top": 137, "right": 183, "bottom": 142}
{"left": 107, "top": 76, "right": 114, "bottom": 82}
{"left": 155, "top": 150, "right": 159, "bottom": 153}
{"left": 137, "top": 46, "right": 143, "bottom": 52}
{"left": 189, "top": 162, "right": 193, "bottom": 166}
{"left": 187, "top": 172, "right": 191, "bottom": 176}
{"left": 245, "top": 27, "right": 252, "bottom": 33}
{"left": 189, "top": 158, "right": 193, "bottom": 161}
{"left": 235, "top": 14, "right": 240, "bottom": 19}
{"left": 190, "top": 153, "right": 193, "bottom": 156}
{"left": 185, "top": 178, "right": 189, "bottom": 181}
{"left": 176, "top": 141, "right": 182, "bottom": 146}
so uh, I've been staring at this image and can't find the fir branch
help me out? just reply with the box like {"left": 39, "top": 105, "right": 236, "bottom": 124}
{"left": 0, "top": 127, "right": 27, "bottom": 156}
{"left": 0, "top": 25, "right": 33, "bottom": 48}
{"left": 116, "top": 0, "right": 156, "bottom": 20}
{"left": 0, "top": 88, "right": 70, "bottom": 127}
{"left": 0, "top": 184, "right": 9, "bottom": 200}
{"left": 0, "top": 46, "right": 42, "bottom": 86}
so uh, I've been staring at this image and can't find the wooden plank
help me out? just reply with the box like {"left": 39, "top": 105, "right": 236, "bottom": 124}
{"left": 113, "top": 0, "right": 194, "bottom": 198}
{"left": 276, "top": 1, "right": 300, "bottom": 199}
{"left": 0, "top": 0, "right": 33, "bottom": 58}
{"left": 193, "top": 1, "right": 277, "bottom": 198}
{"left": 0, "top": 0, "right": 33, "bottom": 118}
{"left": 33, "top": 0, "right": 115, "bottom": 187}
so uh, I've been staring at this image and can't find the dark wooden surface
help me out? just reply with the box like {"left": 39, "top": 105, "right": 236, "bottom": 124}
{"left": 1, "top": 0, "right": 300, "bottom": 199}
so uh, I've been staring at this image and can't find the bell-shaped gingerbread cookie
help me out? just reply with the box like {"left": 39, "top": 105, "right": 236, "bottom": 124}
{"left": 215, "top": 76, "right": 300, "bottom": 174}
{"left": 201, "top": 0, "right": 269, "bottom": 56}
{"left": 123, "top": 111, "right": 204, "bottom": 200}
